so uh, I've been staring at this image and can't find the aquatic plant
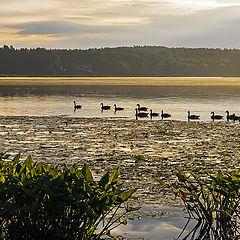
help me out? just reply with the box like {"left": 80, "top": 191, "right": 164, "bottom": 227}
{"left": 160, "top": 169, "right": 240, "bottom": 239}
{"left": 0, "top": 152, "right": 139, "bottom": 240}
{"left": 134, "top": 155, "right": 145, "bottom": 163}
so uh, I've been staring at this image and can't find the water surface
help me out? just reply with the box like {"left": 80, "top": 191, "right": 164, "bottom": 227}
{"left": 0, "top": 78, "right": 238, "bottom": 239}
{"left": 0, "top": 84, "right": 240, "bottom": 121}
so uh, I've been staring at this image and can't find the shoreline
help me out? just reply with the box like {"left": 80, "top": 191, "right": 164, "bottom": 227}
{"left": 1, "top": 76, "right": 240, "bottom": 86}
{"left": 1, "top": 116, "right": 240, "bottom": 212}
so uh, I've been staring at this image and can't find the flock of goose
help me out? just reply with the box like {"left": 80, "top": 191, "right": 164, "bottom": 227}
{"left": 73, "top": 101, "right": 239, "bottom": 121}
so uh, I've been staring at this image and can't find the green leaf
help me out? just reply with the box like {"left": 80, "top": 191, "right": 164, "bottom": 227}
{"left": 159, "top": 180, "right": 169, "bottom": 187}
{"left": 125, "top": 204, "right": 141, "bottom": 212}
{"left": 217, "top": 170, "right": 223, "bottom": 180}
{"left": 110, "top": 168, "right": 120, "bottom": 184}
{"left": 134, "top": 155, "right": 145, "bottom": 161}
{"left": 12, "top": 153, "right": 20, "bottom": 164}
{"left": 24, "top": 155, "right": 33, "bottom": 169}
{"left": 118, "top": 189, "right": 135, "bottom": 202}
{"left": 176, "top": 170, "right": 187, "bottom": 182}
{"left": 81, "top": 163, "right": 93, "bottom": 181}
{"left": 0, "top": 175, "right": 5, "bottom": 183}
{"left": 99, "top": 171, "right": 109, "bottom": 187}
{"left": 119, "top": 216, "right": 127, "bottom": 225}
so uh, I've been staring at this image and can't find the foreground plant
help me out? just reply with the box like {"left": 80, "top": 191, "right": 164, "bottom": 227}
{"left": 160, "top": 169, "right": 240, "bottom": 239}
{"left": 0, "top": 152, "right": 139, "bottom": 240}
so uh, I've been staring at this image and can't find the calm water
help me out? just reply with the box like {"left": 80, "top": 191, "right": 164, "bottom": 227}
{"left": 111, "top": 206, "right": 195, "bottom": 240}
{"left": 0, "top": 82, "right": 236, "bottom": 239}
{"left": 0, "top": 84, "right": 240, "bottom": 121}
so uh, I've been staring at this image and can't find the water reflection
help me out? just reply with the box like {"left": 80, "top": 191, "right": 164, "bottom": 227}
{"left": 112, "top": 219, "right": 182, "bottom": 240}
{"left": 111, "top": 211, "right": 197, "bottom": 239}
{"left": 107, "top": 205, "right": 198, "bottom": 240}
{"left": 0, "top": 85, "right": 240, "bottom": 121}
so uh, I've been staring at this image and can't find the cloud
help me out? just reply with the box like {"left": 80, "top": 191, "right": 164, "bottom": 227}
{"left": 5, "top": 21, "right": 138, "bottom": 36}
{"left": 1, "top": 0, "right": 240, "bottom": 49}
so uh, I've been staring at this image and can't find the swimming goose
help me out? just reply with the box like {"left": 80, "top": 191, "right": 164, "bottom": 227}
{"left": 233, "top": 114, "right": 240, "bottom": 121}
{"left": 101, "top": 103, "right": 110, "bottom": 110}
{"left": 150, "top": 110, "right": 159, "bottom": 119}
{"left": 211, "top": 112, "right": 223, "bottom": 121}
{"left": 135, "top": 108, "right": 148, "bottom": 120}
{"left": 226, "top": 111, "right": 236, "bottom": 121}
{"left": 161, "top": 110, "right": 171, "bottom": 120}
{"left": 137, "top": 104, "right": 148, "bottom": 111}
{"left": 114, "top": 104, "right": 124, "bottom": 112}
{"left": 187, "top": 111, "right": 200, "bottom": 121}
{"left": 73, "top": 101, "right": 81, "bottom": 109}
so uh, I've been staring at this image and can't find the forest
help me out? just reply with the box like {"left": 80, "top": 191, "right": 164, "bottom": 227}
{"left": 1, "top": 45, "right": 240, "bottom": 76}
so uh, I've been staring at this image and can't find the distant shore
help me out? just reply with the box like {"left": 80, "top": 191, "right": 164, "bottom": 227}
{"left": 1, "top": 76, "right": 240, "bottom": 86}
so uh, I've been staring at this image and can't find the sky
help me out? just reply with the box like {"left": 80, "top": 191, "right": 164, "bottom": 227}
{"left": 1, "top": 0, "right": 240, "bottom": 49}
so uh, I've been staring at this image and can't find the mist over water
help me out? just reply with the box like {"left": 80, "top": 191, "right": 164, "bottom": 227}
{"left": 0, "top": 84, "right": 240, "bottom": 121}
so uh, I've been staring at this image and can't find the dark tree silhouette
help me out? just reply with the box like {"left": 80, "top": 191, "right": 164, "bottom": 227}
{"left": 1, "top": 45, "right": 240, "bottom": 76}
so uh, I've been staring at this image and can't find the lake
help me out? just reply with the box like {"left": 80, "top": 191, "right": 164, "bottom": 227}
{"left": 0, "top": 77, "right": 240, "bottom": 121}
{"left": 0, "top": 77, "right": 240, "bottom": 239}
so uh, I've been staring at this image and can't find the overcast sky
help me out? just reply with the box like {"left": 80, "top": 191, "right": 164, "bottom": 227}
{"left": 1, "top": 0, "right": 240, "bottom": 49}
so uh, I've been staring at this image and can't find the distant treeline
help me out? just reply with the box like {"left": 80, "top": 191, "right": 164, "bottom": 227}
{"left": 1, "top": 45, "right": 240, "bottom": 76}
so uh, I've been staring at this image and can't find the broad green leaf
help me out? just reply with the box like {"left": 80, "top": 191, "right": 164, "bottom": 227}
{"left": 82, "top": 163, "right": 93, "bottom": 181}
{"left": 24, "top": 155, "right": 33, "bottom": 169}
{"left": 118, "top": 189, "right": 135, "bottom": 202}
{"left": 12, "top": 154, "right": 20, "bottom": 164}
{"left": 110, "top": 168, "right": 119, "bottom": 184}
{"left": 99, "top": 171, "right": 109, "bottom": 187}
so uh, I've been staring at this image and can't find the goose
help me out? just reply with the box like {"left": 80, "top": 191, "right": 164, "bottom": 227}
{"left": 211, "top": 112, "right": 223, "bottom": 121}
{"left": 150, "top": 110, "right": 159, "bottom": 119}
{"left": 73, "top": 101, "right": 81, "bottom": 109}
{"left": 187, "top": 111, "right": 200, "bottom": 121}
{"left": 135, "top": 108, "right": 148, "bottom": 120}
{"left": 231, "top": 114, "right": 240, "bottom": 121}
{"left": 226, "top": 111, "right": 236, "bottom": 121}
{"left": 114, "top": 104, "right": 124, "bottom": 112}
{"left": 161, "top": 110, "right": 171, "bottom": 120}
{"left": 101, "top": 103, "right": 110, "bottom": 110}
{"left": 233, "top": 114, "right": 240, "bottom": 121}
{"left": 137, "top": 104, "right": 148, "bottom": 112}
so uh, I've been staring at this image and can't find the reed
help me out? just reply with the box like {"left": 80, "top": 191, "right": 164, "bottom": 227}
{"left": 160, "top": 169, "right": 240, "bottom": 239}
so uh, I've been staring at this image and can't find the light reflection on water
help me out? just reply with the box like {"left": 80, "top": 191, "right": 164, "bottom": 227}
{"left": 111, "top": 206, "right": 196, "bottom": 240}
{"left": 0, "top": 83, "right": 231, "bottom": 238}
{"left": 112, "top": 218, "right": 183, "bottom": 240}
{"left": 0, "top": 85, "right": 240, "bottom": 121}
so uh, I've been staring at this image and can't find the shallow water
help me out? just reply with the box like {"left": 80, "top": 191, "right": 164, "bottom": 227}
{"left": 0, "top": 84, "right": 240, "bottom": 121}
{"left": 0, "top": 79, "right": 239, "bottom": 239}
{"left": 110, "top": 206, "right": 196, "bottom": 240}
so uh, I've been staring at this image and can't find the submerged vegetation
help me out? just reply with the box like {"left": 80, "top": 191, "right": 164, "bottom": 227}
{"left": 2, "top": 45, "right": 240, "bottom": 76}
{"left": 161, "top": 169, "right": 240, "bottom": 239}
{"left": 0, "top": 153, "right": 138, "bottom": 240}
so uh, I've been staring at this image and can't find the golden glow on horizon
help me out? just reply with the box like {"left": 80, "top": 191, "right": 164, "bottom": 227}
{"left": 0, "top": 77, "right": 240, "bottom": 86}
